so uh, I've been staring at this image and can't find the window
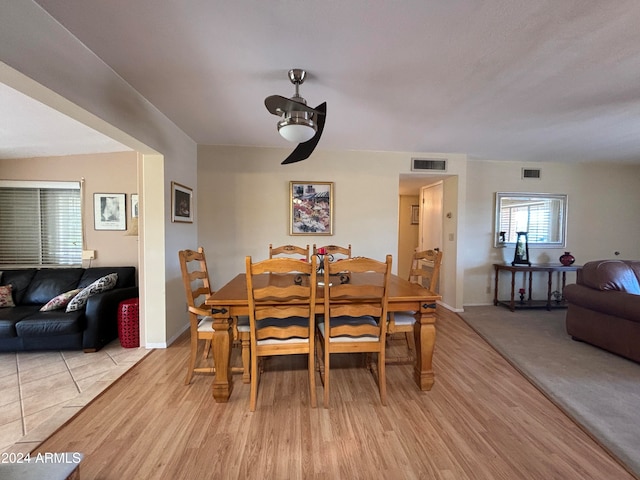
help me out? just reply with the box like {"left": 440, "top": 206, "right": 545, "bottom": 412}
{"left": 495, "top": 192, "right": 567, "bottom": 248}
{"left": 0, "top": 181, "right": 82, "bottom": 267}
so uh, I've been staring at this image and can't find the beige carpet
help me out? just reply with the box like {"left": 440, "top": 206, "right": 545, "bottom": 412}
{"left": 458, "top": 306, "right": 640, "bottom": 478}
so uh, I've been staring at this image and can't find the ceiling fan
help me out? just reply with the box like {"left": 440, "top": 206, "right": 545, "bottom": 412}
{"left": 265, "top": 68, "right": 326, "bottom": 165}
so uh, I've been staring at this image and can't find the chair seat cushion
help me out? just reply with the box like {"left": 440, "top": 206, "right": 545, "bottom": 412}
{"left": 393, "top": 311, "right": 416, "bottom": 326}
{"left": 197, "top": 316, "right": 214, "bottom": 332}
{"left": 318, "top": 315, "right": 379, "bottom": 342}
{"left": 236, "top": 315, "right": 250, "bottom": 332}
{"left": 256, "top": 316, "right": 311, "bottom": 345}
{"left": 197, "top": 315, "right": 251, "bottom": 334}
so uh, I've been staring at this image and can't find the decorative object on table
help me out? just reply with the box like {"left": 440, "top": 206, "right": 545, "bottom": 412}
{"left": 171, "top": 182, "right": 193, "bottom": 223}
{"left": 313, "top": 246, "right": 338, "bottom": 274}
{"left": 94, "top": 193, "right": 126, "bottom": 231}
{"left": 519, "top": 288, "right": 526, "bottom": 304}
{"left": 264, "top": 68, "right": 327, "bottom": 165}
{"left": 559, "top": 251, "right": 575, "bottom": 266}
{"left": 511, "top": 231, "right": 531, "bottom": 266}
{"left": 290, "top": 181, "right": 333, "bottom": 235}
{"left": 411, "top": 205, "right": 420, "bottom": 225}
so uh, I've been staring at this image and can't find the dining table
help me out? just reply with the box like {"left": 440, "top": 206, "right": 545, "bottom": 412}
{"left": 205, "top": 271, "right": 442, "bottom": 403}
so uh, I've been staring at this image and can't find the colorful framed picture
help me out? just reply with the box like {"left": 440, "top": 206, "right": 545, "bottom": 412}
{"left": 290, "top": 181, "right": 333, "bottom": 235}
{"left": 171, "top": 182, "right": 193, "bottom": 223}
{"left": 94, "top": 193, "right": 126, "bottom": 231}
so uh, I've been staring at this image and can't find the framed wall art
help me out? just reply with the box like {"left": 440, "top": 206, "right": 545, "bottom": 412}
{"left": 290, "top": 181, "right": 333, "bottom": 235}
{"left": 94, "top": 193, "right": 126, "bottom": 231}
{"left": 130, "top": 194, "right": 139, "bottom": 218}
{"left": 171, "top": 182, "right": 193, "bottom": 223}
{"left": 411, "top": 205, "right": 420, "bottom": 225}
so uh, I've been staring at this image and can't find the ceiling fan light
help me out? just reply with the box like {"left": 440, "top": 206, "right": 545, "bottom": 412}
{"left": 277, "top": 115, "right": 317, "bottom": 143}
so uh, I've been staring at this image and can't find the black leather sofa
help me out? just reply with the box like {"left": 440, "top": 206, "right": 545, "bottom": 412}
{"left": 0, "top": 266, "right": 138, "bottom": 352}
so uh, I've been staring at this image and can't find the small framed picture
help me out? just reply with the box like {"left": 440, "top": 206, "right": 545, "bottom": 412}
{"left": 94, "top": 193, "right": 126, "bottom": 231}
{"left": 171, "top": 182, "right": 193, "bottom": 223}
{"left": 290, "top": 181, "right": 333, "bottom": 235}
{"left": 131, "top": 194, "right": 139, "bottom": 218}
{"left": 411, "top": 205, "right": 420, "bottom": 225}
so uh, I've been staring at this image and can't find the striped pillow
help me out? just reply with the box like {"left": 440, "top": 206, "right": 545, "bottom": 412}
{"left": 66, "top": 273, "right": 118, "bottom": 312}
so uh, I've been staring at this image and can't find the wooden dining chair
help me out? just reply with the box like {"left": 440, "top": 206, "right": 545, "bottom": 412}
{"left": 269, "top": 243, "right": 310, "bottom": 262}
{"left": 317, "top": 255, "right": 392, "bottom": 407}
{"left": 312, "top": 244, "right": 352, "bottom": 260}
{"left": 179, "top": 247, "right": 250, "bottom": 385}
{"left": 245, "top": 255, "right": 318, "bottom": 411}
{"left": 387, "top": 249, "right": 443, "bottom": 365}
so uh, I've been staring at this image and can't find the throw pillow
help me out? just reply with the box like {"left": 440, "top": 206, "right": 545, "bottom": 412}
{"left": 40, "top": 288, "right": 82, "bottom": 312}
{"left": 0, "top": 285, "right": 15, "bottom": 308}
{"left": 66, "top": 273, "right": 118, "bottom": 312}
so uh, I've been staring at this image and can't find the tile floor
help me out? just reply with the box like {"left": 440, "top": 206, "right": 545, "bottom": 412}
{"left": 0, "top": 341, "right": 150, "bottom": 454}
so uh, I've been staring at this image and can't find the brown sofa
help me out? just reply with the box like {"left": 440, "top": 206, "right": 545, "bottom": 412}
{"left": 563, "top": 260, "right": 640, "bottom": 363}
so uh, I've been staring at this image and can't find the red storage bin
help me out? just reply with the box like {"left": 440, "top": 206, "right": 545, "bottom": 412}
{"left": 118, "top": 298, "right": 140, "bottom": 348}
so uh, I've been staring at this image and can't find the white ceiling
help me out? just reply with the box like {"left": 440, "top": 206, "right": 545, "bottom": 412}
{"left": 5, "top": 1, "right": 640, "bottom": 167}
{"left": 0, "top": 82, "right": 131, "bottom": 159}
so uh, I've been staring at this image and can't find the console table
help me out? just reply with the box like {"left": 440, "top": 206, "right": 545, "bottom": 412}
{"left": 493, "top": 263, "right": 581, "bottom": 311}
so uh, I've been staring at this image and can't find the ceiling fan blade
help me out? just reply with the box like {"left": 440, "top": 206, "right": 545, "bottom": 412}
{"left": 281, "top": 102, "right": 327, "bottom": 165}
{"left": 265, "top": 95, "right": 325, "bottom": 116}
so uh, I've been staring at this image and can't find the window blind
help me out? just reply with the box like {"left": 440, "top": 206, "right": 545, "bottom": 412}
{"left": 500, "top": 200, "right": 551, "bottom": 244}
{"left": 0, "top": 181, "right": 82, "bottom": 267}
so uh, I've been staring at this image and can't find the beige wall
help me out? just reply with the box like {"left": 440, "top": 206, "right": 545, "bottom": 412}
{"left": 398, "top": 195, "right": 419, "bottom": 279}
{"left": 198, "top": 146, "right": 400, "bottom": 284}
{"left": 463, "top": 160, "right": 640, "bottom": 306}
{"left": 1, "top": 152, "right": 139, "bottom": 268}
{"left": 197, "top": 145, "right": 468, "bottom": 310}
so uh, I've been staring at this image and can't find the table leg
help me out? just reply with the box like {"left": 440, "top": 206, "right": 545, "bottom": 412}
{"left": 509, "top": 271, "right": 516, "bottom": 311}
{"left": 546, "top": 272, "right": 553, "bottom": 310}
{"left": 493, "top": 265, "right": 499, "bottom": 306}
{"left": 211, "top": 310, "right": 234, "bottom": 402}
{"left": 413, "top": 303, "right": 437, "bottom": 390}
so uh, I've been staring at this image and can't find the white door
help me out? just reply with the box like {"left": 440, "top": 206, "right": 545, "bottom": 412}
{"left": 420, "top": 182, "right": 443, "bottom": 252}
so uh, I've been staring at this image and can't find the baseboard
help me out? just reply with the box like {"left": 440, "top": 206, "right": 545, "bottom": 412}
{"left": 437, "top": 301, "right": 464, "bottom": 313}
{"left": 460, "top": 303, "right": 496, "bottom": 311}
{"left": 144, "top": 321, "right": 190, "bottom": 349}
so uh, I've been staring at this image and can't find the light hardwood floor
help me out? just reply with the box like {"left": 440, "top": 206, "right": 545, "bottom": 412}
{"left": 29, "top": 309, "right": 635, "bottom": 479}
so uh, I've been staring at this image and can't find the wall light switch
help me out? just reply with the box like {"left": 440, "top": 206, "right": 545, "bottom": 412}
{"left": 82, "top": 250, "right": 96, "bottom": 260}
{"left": 448, "top": 233, "right": 454, "bottom": 241}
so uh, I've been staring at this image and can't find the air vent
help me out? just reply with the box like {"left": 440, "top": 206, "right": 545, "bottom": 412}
{"left": 411, "top": 158, "right": 447, "bottom": 172}
{"left": 522, "top": 168, "right": 541, "bottom": 179}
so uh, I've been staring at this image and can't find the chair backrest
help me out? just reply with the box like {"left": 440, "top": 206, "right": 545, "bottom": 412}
{"left": 269, "top": 244, "right": 310, "bottom": 262}
{"left": 178, "top": 247, "right": 212, "bottom": 310}
{"left": 323, "top": 255, "right": 392, "bottom": 338}
{"left": 408, "top": 249, "right": 443, "bottom": 292}
{"left": 313, "top": 244, "right": 352, "bottom": 260}
{"left": 246, "top": 256, "right": 318, "bottom": 343}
